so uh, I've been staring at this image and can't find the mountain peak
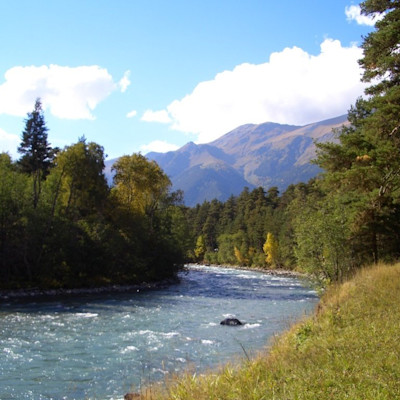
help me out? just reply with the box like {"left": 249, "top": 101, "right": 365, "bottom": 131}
{"left": 113, "top": 115, "right": 347, "bottom": 206}
{"left": 180, "top": 141, "right": 198, "bottom": 152}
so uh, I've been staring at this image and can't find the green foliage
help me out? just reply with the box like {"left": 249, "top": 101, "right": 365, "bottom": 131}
{"left": 17, "top": 98, "right": 56, "bottom": 208}
{"left": 183, "top": 186, "right": 291, "bottom": 269}
{"left": 359, "top": 1, "right": 400, "bottom": 96}
{"left": 313, "top": 2, "right": 400, "bottom": 272}
{"left": 50, "top": 138, "right": 109, "bottom": 219}
{"left": 0, "top": 153, "right": 31, "bottom": 284}
{"left": 0, "top": 106, "right": 184, "bottom": 289}
{"left": 292, "top": 188, "right": 354, "bottom": 283}
{"left": 194, "top": 235, "right": 206, "bottom": 261}
{"left": 112, "top": 153, "right": 171, "bottom": 218}
{"left": 216, "top": 233, "right": 243, "bottom": 265}
{"left": 168, "top": 205, "right": 194, "bottom": 261}
{"left": 18, "top": 98, "right": 53, "bottom": 175}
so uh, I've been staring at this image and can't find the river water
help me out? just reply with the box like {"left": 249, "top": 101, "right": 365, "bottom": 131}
{"left": 0, "top": 265, "right": 318, "bottom": 399}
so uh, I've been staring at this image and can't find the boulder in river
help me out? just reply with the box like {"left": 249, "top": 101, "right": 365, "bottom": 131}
{"left": 220, "top": 318, "right": 243, "bottom": 326}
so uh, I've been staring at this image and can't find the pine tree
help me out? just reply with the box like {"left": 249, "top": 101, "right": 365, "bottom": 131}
{"left": 360, "top": 0, "right": 400, "bottom": 98}
{"left": 315, "top": 1, "right": 400, "bottom": 265}
{"left": 18, "top": 98, "right": 54, "bottom": 208}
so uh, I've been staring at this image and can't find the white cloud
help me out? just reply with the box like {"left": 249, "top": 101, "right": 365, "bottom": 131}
{"left": 0, "top": 65, "right": 129, "bottom": 119}
{"left": 345, "top": 5, "right": 383, "bottom": 26}
{"left": 119, "top": 70, "right": 131, "bottom": 92}
{"left": 140, "top": 140, "right": 179, "bottom": 153}
{"left": 147, "top": 38, "right": 366, "bottom": 143}
{"left": 0, "top": 128, "right": 20, "bottom": 159}
{"left": 126, "top": 109, "right": 137, "bottom": 118}
{"left": 141, "top": 109, "right": 172, "bottom": 123}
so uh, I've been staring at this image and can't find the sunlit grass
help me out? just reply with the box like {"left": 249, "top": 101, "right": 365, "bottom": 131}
{"left": 140, "top": 263, "right": 400, "bottom": 400}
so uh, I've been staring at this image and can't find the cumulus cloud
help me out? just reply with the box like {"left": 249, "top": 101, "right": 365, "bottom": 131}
{"left": 126, "top": 109, "right": 137, "bottom": 118}
{"left": 119, "top": 70, "right": 131, "bottom": 92}
{"left": 141, "top": 109, "right": 172, "bottom": 123}
{"left": 0, "top": 128, "right": 20, "bottom": 159}
{"left": 140, "top": 140, "right": 179, "bottom": 153}
{"left": 345, "top": 5, "right": 383, "bottom": 26}
{"left": 0, "top": 65, "right": 130, "bottom": 119}
{"left": 144, "top": 38, "right": 366, "bottom": 143}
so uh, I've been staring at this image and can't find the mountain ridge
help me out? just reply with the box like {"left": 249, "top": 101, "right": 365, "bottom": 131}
{"left": 145, "top": 114, "right": 347, "bottom": 205}
{"left": 105, "top": 114, "right": 348, "bottom": 206}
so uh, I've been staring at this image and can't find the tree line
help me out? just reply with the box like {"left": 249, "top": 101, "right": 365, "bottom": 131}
{"left": 1, "top": 0, "right": 399, "bottom": 289}
{"left": 0, "top": 99, "right": 186, "bottom": 289}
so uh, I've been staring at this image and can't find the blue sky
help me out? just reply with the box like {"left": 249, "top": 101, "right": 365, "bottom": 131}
{"left": 0, "top": 1, "right": 377, "bottom": 160}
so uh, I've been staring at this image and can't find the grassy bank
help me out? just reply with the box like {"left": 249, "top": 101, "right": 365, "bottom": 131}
{"left": 141, "top": 263, "right": 400, "bottom": 399}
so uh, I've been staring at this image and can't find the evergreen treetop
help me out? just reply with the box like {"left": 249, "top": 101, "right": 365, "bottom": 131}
{"left": 18, "top": 98, "right": 53, "bottom": 176}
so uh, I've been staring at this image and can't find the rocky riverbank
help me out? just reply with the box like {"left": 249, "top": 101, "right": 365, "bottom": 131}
{"left": 0, "top": 277, "right": 179, "bottom": 301}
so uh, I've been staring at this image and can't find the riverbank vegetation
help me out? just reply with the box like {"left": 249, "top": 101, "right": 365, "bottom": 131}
{"left": 0, "top": 100, "right": 186, "bottom": 289}
{"left": 139, "top": 263, "right": 400, "bottom": 400}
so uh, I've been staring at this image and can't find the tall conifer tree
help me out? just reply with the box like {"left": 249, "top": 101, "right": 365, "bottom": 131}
{"left": 315, "top": 1, "right": 400, "bottom": 265}
{"left": 18, "top": 98, "right": 54, "bottom": 207}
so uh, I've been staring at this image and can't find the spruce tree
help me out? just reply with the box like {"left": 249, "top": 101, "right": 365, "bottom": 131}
{"left": 18, "top": 98, "right": 54, "bottom": 207}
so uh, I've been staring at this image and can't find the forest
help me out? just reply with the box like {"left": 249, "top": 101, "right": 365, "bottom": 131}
{"left": 0, "top": 105, "right": 187, "bottom": 289}
{"left": 1, "top": 0, "right": 399, "bottom": 289}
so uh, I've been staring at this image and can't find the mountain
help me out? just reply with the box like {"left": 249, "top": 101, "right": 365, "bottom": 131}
{"left": 104, "top": 115, "right": 347, "bottom": 206}
{"left": 145, "top": 115, "right": 347, "bottom": 206}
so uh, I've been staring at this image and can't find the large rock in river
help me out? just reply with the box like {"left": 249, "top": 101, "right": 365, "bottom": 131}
{"left": 220, "top": 318, "right": 243, "bottom": 326}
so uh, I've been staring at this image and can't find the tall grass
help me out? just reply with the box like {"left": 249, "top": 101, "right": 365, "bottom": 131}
{"left": 141, "top": 263, "right": 400, "bottom": 399}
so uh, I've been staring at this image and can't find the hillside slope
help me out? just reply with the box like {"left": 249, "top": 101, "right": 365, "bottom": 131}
{"left": 105, "top": 115, "right": 348, "bottom": 206}
{"left": 147, "top": 115, "right": 347, "bottom": 205}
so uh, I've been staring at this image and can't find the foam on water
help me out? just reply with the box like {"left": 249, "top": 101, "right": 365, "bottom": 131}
{"left": 76, "top": 312, "right": 99, "bottom": 318}
{"left": 243, "top": 323, "right": 261, "bottom": 329}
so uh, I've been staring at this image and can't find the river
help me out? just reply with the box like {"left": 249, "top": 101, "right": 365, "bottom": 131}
{"left": 0, "top": 264, "right": 318, "bottom": 399}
